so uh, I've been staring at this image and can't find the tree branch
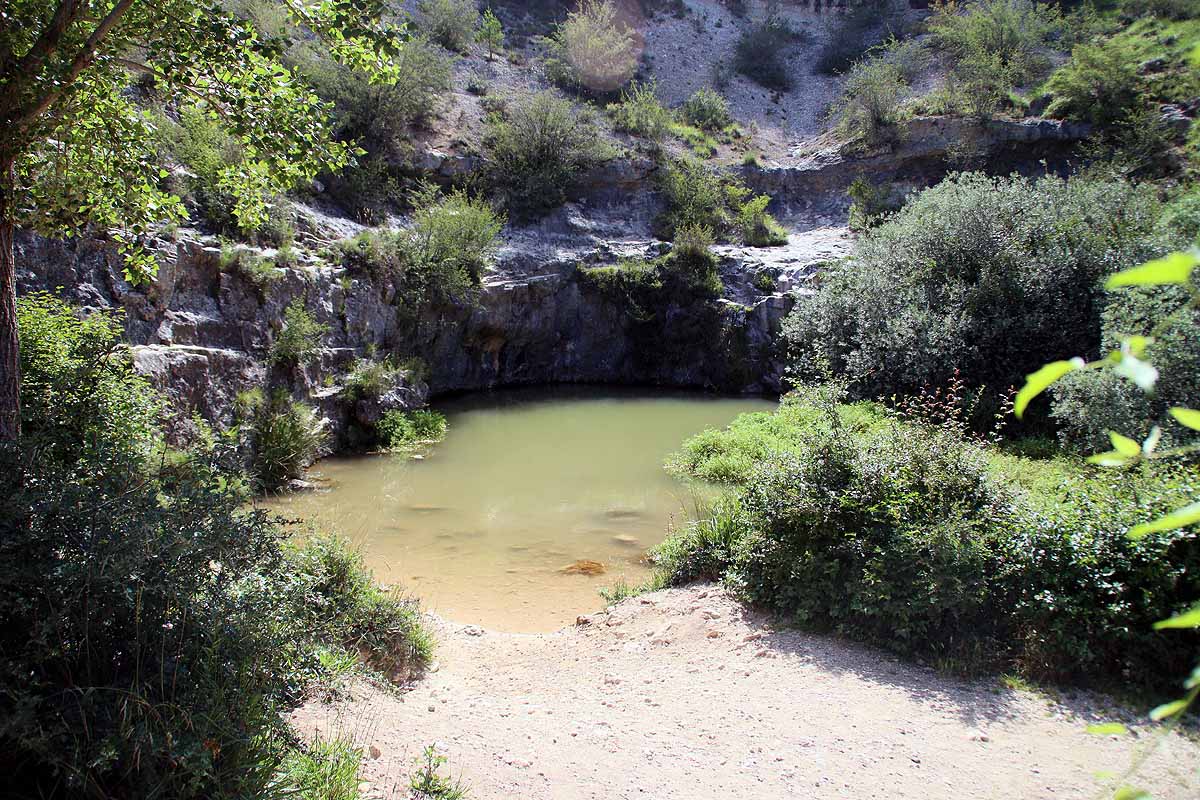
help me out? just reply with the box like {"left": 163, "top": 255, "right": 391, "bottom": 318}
{"left": 11, "top": 0, "right": 139, "bottom": 135}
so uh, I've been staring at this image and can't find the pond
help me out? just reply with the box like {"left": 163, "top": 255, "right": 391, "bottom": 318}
{"left": 264, "top": 386, "right": 775, "bottom": 632}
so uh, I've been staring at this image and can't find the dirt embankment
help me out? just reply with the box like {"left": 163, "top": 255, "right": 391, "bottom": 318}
{"left": 293, "top": 584, "right": 1200, "bottom": 800}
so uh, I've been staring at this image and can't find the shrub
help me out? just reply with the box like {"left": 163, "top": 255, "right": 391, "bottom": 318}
{"left": 929, "top": 0, "right": 1062, "bottom": 86}
{"left": 285, "top": 533, "right": 433, "bottom": 676}
{"left": 828, "top": 55, "right": 906, "bottom": 146}
{"left": 300, "top": 36, "right": 453, "bottom": 141}
{"left": 847, "top": 175, "right": 899, "bottom": 230}
{"left": 608, "top": 79, "right": 673, "bottom": 140}
{"left": 477, "top": 9, "right": 505, "bottom": 60}
{"left": 341, "top": 358, "right": 401, "bottom": 401}
{"left": 814, "top": 0, "right": 904, "bottom": 76}
{"left": 544, "top": 0, "right": 638, "bottom": 92}
{"left": 734, "top": 18, "right": 793, "bottom": 89}
{"left": 1122, "top": 0, "right": 1200, "bottom": 19}
{"left": 378, "top": 409, "right": 449, "bottom": 450}
{"left": 657, "top": 157, "right": 787, "bottom": 245}
{"left": 340, "top": 185, "right": 502, "bottom": 306}
{"left": 418, "top": 0, "right": 480, "bottom": 53}
{"left": 737, "top": 194, "right": 788, "bottom": 246}
{"left": 484, "top": 91, "right": 612, "bottom": 215}
{"left": 279, "top": 735, "right": 363, "bottom": 800}
{"left": 1043, "top": 38, "right": 1142, "bottom": 127}
{"left": 680, "top": 87, "right": 732, "bottom": 131}
{"left": 658, "top": 392, "right": 1200, "bottom": 687}
{"left": 783, "top": 172, "right": 1169, "bottom": 404}
{"left": 2, "top": 296, "right": 430, "bottom": 798}
{"left": 1050, "top": 283, "right": 1200, "bottom": 452}
{"left": 249, "top": 390, "right": 328, "bottom": 491}
{"left": 270, "top": 300, "right": 328, "bottom": 366}
{"left": 668, "top": 223, "right": 723, "bottom": 296}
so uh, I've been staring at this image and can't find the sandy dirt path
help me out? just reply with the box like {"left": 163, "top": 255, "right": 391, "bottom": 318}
{"left": 293, "top": 585, "right": 1200, "bottom": 799}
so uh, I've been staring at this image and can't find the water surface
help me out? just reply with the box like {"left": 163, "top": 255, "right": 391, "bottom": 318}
{"left": 265, "top": 386, "right": 774, "bottom": 631}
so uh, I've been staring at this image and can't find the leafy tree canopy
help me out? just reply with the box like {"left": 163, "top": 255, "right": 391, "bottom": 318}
{"left": 0, "top": 0, "right": 407, "bottom": 278}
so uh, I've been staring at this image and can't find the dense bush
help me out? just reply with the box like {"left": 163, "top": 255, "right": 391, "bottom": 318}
{"left": 340, "top": 184, "right": 503, "bottom": 305}
{"left": 660, "top": 391, "right": 1200, "bottom": 687}
{"left": 656, "top": 156, "right": 786, "bottom": 245}
{"left": 1, "top": 295, "right": 429, "bottom": 798}
{"left": 734, "top": 18, "right": 793, "bottom": 89}
{"left": 609, "top": 80, "right": 673, "bottom": 140}
{"left": 1044, "top": 38, "right": 1142, "bottom": 127}
{"left": 829, "top": 55, "right": 907, "bottom": 146}
{"left": 814, "top": 0, "right": 904, "bottom": 76}
{"left": 298, "top": 36, "right": 454, "bottom": 142}
{"left": 680, "top": 87, "right": 732, "bottom": 131}
{"left": 484, "top": 90, "right": 612, "bottom": 215}
{"left": 157, "top": 105, "right": 293, "bottom": 241}
{"left": 543, "top": 0, "right": 638, "bottom": 93}
{"left": 270, "top": 299, "right": 328, "bottom": 366}
{"left": 1051, "top": 283, "right": 1200, "bottom": 452}
{"left": 783, "top": 172, "right": 1169, "bottom": 403}
{"left": 378, "top": 409, "right": 449, "bottom": 450}
{"left": 246, "top": 389, "right": 328, "bottom": 491}
{"left": 928, "top": 0, "right": 1062, "bottom": 85}
{"left": 341, "top": 357, "right": 402, "bottom": 401}
{"left": 417, "top": 0, "right": 480, "bottom": 53}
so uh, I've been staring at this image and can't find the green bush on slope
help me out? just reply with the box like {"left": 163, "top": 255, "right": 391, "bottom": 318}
{"left": 659, "top": 390, "right": 1200, "bottom": 687}
{"left": 0, "top": 295, "right": 431, "bottom": 798}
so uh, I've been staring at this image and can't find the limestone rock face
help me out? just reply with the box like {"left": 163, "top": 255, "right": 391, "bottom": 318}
{"left": 14, "top": 114, "right": 1078, "bottom": 451}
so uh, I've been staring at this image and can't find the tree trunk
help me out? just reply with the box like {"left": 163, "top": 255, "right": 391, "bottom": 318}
{"left": 0, "top": 158, "right": 21, "bottom": 442}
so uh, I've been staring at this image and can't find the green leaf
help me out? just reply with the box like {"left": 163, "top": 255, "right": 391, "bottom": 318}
{"left": 1110, "top": 432, "right": 1141, "bottom": 457}
{"left": 1088, "top": 451, "right": 1133, "bottom": 467}
{"left": 1154, "top": 605, "right": 1200, "bottom": 630}
{"left": 1015, "top": 358, "right": 1085, "bottom": 418}
{"left": 1130, "top": 501, "right": 1200, "bottom": 539}
{"left": 1170, "top": 407, "right": 1200, "bottom": 431}
{"left": 1086, "top": 723, "right": 1129, "bottom": 735}
{"left": 1149, "top": 698, "right": 1188, "bottom": 721}
{"left": 1113, "top": 788, "right": 1150, "bottom": 800}
{"left": 1106, "top": 252, "right": 1197, "bottom": 288}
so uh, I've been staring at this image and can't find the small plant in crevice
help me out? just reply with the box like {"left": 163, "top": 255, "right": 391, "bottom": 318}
{"left": 409, "top": 745, "right": 470, "bottom": 800}
{"left": 341, "top": 358, "right": 402, "bottom": 402}
{"left": 270, "top": 299, "right": 328, "bottom": 367}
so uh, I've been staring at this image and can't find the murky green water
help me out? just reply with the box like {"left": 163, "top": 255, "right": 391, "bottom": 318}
{"left": 264, "top": 386, "right": 774, "bottom": 632}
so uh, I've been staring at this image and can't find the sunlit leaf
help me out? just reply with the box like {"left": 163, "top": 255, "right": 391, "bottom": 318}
{"left": 1142, "top": 426, "right": 1162, "bottom": 455}
{"left": 1129, "top": 502, "right": 1200, "bottom": 539}
{"left": 1015, "top": 358, "right": 1085, "bottom": 418}
{"left": 1110, "top": 432, "right": 1141, "bottom": 457}
{"left": 1086, "top": 723, "right": 1129, "bottom": 735}
{"left": 1149, "top": 699, "right": 1188, "bottom": 721}
{"left": 1106, "top": 252, "right": 1197, "bottom": 288}
{"left": 1112, "top": 788, "right": 1150, "bottom": 800}
{"left": 1170, "top": 408, "right": 1200, "bottom": 431}
{"left": 1089, "top": 451, "right": 1133, "bottom": 467}
{"left": 1154, "top": 605, "right": 1200, "bottom": 630}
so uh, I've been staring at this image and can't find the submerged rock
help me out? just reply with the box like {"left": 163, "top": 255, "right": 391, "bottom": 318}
{"left": 560, "top": 559, "right": 607, "bottom": 576}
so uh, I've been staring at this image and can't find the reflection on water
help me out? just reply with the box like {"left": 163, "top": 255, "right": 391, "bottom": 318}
{"left": 263, "top": 386, "right": 775, "bottom": 632}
